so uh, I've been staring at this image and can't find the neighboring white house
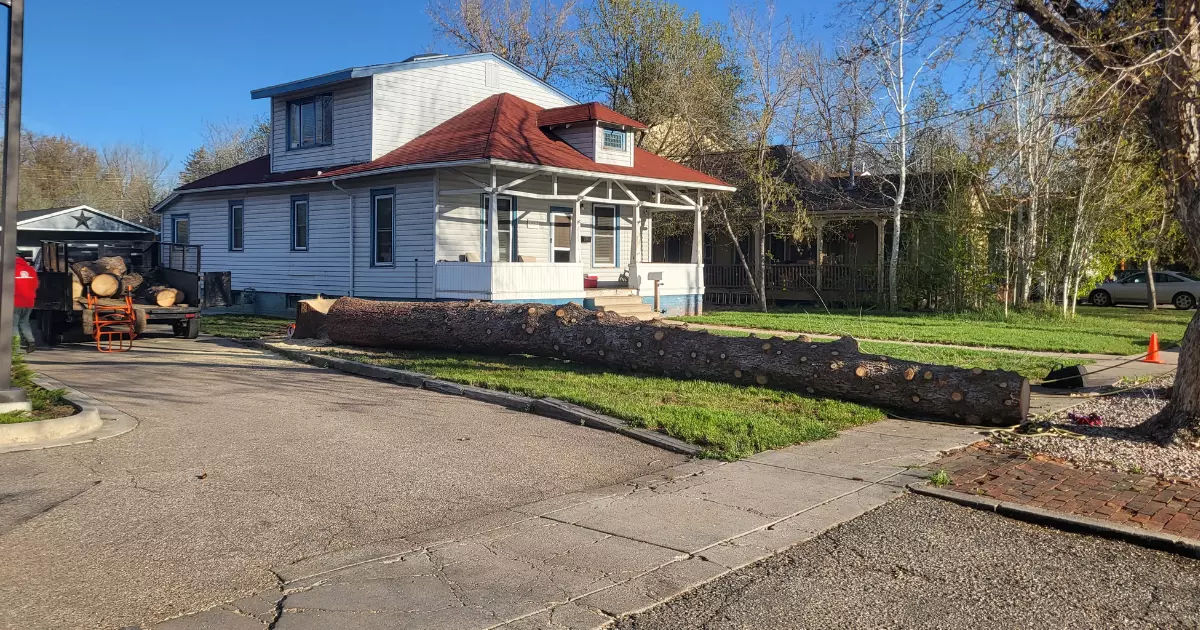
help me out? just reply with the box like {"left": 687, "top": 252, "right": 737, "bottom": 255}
{"left": 154, "top": 52, "right": 734, "bottom": 316}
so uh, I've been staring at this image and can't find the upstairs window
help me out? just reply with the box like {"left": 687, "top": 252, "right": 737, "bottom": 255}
{"left": 602, "top": 128, "right": 626, "bottom": 151}
{"left": 287, "top": 94, "right": 333, "bottom": 150}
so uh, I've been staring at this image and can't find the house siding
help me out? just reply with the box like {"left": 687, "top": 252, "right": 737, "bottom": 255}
{"left": 372, "top": 59, "right": 574, "bottom": 159}
{"left": 270, "top": 79, "right": 373, "bottom": 173}
{"left": 554, "top": 125, "right": 596, "bottom": 161}
{"left": 594, "top": 127, "right": 634, "bottom": 167}
{"left": 163, "top": 171, "right": 435, "bottom": 299}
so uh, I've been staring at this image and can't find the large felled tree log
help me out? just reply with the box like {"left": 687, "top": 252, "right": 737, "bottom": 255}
{"left": 70, "top": 256, "right": 127, "bottom": 285}
{"left": 146, "top": 285, "right": 180, "bottom": 307}
{"left": 325, "top": 298, "right": 1030, "bottom": 425}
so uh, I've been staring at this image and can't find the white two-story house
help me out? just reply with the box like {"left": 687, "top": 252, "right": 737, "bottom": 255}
{"left": 153, "top": 52, "right": 733, "bottom": 317}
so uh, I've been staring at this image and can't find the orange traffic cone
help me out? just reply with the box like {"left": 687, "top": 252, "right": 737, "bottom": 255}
{"left": 1143, "top": 333, "right": 1165, "bottom": 364}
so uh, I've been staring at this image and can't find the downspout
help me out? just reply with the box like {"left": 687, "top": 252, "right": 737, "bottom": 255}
{"left": 331, "top": 179, "right": 355, "bottom": 297}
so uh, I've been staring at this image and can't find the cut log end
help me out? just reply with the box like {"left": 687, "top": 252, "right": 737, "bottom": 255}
{"left": 90, "top": 273, "right": 120, "bottom": 297}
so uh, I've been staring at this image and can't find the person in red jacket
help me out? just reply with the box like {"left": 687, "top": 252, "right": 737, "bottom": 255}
{"left": 14, "top": 256, "right": 38, "bottom": 352}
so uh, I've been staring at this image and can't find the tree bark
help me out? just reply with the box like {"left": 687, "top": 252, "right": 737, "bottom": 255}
{"left": 121, "top": 272, "right": 144, "bottom": 294}
{"left": 1145, "top": 259, "right": 1158, "bottom": 309}
{"left": 70, "top": 256, "right": 127, "bottom": 285}
{"left": 324, "top": 298, "right": 1030, "bottom": 425}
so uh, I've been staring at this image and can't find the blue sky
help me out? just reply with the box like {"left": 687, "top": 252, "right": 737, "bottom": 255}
{"left": 22, "top": 1, "right": 841, "bottom": 179}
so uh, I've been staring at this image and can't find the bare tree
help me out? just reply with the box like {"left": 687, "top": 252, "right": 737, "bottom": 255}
{"left": 1007, "top": 0, "right": 1200, "bottom": 445}
{"left": 179, "top": 118, "right": 270, "bottom": 185}
{"left": 710, "top": 3, "right": 806, "bottom": 312}
{"left": 427, "top": 0, "right": 577, "bottom": 82}
{"left": 852, "top": 0, "right": 952, "bottom": 310}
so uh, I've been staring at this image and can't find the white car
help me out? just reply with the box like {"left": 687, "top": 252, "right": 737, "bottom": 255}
{"left": 1090, "top": 271, "right": 1200, "bottom": 309}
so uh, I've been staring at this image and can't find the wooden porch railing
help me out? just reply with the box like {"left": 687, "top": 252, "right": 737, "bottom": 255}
{"left": 705, "top": 264, "right": 880, "bottom": 293}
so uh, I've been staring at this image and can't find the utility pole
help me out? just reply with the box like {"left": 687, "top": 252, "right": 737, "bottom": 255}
{"left": 0, "top": 0, "right": 28, "bottom": 412}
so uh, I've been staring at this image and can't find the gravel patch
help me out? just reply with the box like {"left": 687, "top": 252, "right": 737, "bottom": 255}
{"left": 1000, "top": 376, "right": 1200, "bottom": 481}
{"left": 618, "top": 494, "right": 1200, "bottom": 630}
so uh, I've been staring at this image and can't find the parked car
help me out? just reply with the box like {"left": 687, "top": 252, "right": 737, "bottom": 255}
{"left": 1090, "top": 271, "right": 1200, "bottom": 309}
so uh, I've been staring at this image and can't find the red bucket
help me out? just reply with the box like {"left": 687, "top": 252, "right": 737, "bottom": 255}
{"left": 583, "top": 275, "right": 598, "bottom": 289}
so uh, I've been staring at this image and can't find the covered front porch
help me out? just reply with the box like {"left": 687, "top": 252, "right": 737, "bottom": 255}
{"left": 431, "top": 164, "right": 716, "bottom": 316}
{"left": 704, "top": 209, "right": 904, "bottom": 306}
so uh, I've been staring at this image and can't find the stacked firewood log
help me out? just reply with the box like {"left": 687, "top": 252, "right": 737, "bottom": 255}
{"left": 69, "top": 256, "right": 178, "bottom": 305}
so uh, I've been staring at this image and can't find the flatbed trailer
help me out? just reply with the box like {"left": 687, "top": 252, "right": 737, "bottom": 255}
{"left": 33, "top": 240, "right": 230, "bottom": 344}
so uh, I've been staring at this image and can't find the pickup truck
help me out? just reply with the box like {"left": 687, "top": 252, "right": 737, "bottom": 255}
{"left": 32, "top": 240, "right": 231, "bottom": 344}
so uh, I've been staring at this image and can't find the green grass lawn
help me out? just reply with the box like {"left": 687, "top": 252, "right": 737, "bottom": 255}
{"left": 703, "top": 328, "right": 1088, "bottom": 379}
{"left": 201, "top": 314, "right": 292, "bottom": 339}
{"left": 678, "top": 306, "right": 1194, "bottom": 355}
{"left": 324, "top": 347, "right": 885, "bottom": 460}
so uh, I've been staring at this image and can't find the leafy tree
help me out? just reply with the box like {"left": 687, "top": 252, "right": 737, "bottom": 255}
{"left": 575, "top": 0, "right": 742, "bottom": 158}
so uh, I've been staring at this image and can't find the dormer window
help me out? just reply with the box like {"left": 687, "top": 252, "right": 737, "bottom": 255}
{"left": 602, "top": 128, "right": 626, "bottom": 151}
{"left": 287, "top": 93, "right": 333, "bottom": 150}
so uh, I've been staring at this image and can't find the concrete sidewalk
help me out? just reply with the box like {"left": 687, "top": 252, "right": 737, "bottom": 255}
{"left": 152, "top": 419, "right": 980, "bottom": 630}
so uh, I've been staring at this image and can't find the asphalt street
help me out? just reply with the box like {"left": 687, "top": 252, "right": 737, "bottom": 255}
{"left": 0, "top": 336, "right": 681, "bottom": 629}
{"left": 618, "top": 494, "right": 1200, "bottom": 630}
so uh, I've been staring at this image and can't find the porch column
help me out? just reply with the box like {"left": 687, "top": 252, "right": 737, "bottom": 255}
{"left": 488, "top": 167, "right": 499, "bottom": 262}
{"left": 570, "top": 198, "right": 581, "bottom": 263}
{"left": 814, "top": 219, "right": 825, "bottom": 290}
{"left": 631, "top": 203, "right": 641, "bottom": 264}
{"left": 692, "top": 192, "right": 703, "bottom": 264}
{"left": 629, "top": 203, "right": 642, "bottom": 289}
{"left": 875, "top": 217, "right": 886, "bottom": 296}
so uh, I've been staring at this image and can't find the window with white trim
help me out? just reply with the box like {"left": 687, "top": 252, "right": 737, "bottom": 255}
{"left": 291, "top": 196, "right": 309, "bottom": 251}
{"left": 602, "top": 128, "right": 626, "bottom": 151}
{"left": 372, "top": 190, "right": 394, "bottom": 265}
{"left": 593, "top": 206, "right": 617, "bottom": 266}
{"left": 228, "top": 201, "right": 244, "bottom": 251}
{"left": 287, "top": 94, "right": 333, "bottom": 150}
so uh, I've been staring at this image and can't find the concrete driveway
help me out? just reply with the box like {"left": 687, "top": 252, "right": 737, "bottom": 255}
{"left": 0, "top": 336, "right": 682, "bottom": 630}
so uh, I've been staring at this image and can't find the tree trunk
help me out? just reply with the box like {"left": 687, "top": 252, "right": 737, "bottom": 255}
{"left": 1145, "top": 259, "right": 1158, "bottom": 310}
{"left": 755, "top": 221, "right": 767, "bottom": 312}
{"left": 1136, "top": 2, "right": 1200, "bottom": 445}
{"left": 324, "top": 298, "right": 1030, "bottom": 425}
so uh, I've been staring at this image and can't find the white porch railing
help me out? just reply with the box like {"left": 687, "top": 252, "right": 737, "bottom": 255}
{"left": 435, "top": 262, "right": 587, "bottom": 301}
{"left": 628, "top": 262, "right": 704, "bottom": 296}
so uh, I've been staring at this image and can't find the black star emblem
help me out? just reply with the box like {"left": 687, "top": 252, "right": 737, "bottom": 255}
{"left": 72, "top": 211, "right": 92, "bottom": 228}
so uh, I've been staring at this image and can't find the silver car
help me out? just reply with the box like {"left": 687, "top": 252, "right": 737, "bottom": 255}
{"left": 1090, "top": 271, "right": 1200, "bottom": 309}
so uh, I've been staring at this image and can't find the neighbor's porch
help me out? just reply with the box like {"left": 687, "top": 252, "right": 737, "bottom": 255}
{"left": 703, "top": 211, "right": 902, "bottom": 306}
{"left": 430, "top": 165, "right": 711, "bottom": 315}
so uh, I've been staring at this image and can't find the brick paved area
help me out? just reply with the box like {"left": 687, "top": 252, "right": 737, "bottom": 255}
{"left": 931, "top": 446, "right": 1200, "bottom": 540}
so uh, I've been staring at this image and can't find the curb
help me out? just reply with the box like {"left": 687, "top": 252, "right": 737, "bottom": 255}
{"left": 0, "top": 374, "right": 137, "bottom": 454}
{"left": 255, "top": 341, "right": 701, "bottom": 456}
{"left": 909, "top": 482, "right": 1200, "bottom": 559}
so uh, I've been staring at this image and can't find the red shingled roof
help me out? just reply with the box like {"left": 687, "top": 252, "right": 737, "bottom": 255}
{"left": 536, "top": 102, "right": 647, "bottom": 130}
{"left": 322, "top": 94, "right": 728, "bottom": 186}
{"left": 176, "top": 156, "right": 361, "bottom": 191}
{"left": 171, "top": 93, "right": 729, "bottom": 193}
